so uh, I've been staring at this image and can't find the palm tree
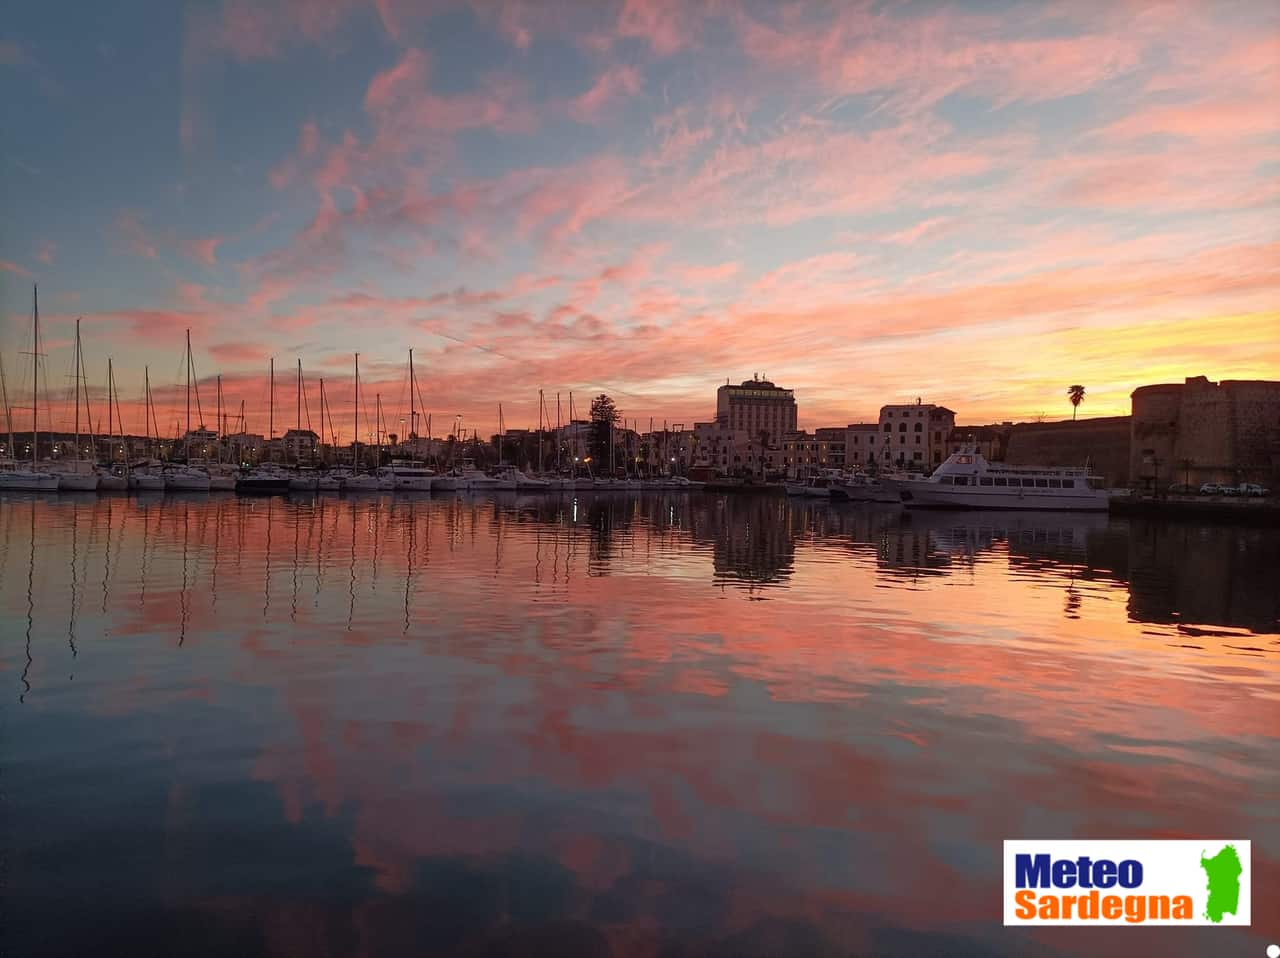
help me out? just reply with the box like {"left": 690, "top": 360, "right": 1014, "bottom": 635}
{"left": 1067, "top": 385, "right": 1086, "bottom": 421}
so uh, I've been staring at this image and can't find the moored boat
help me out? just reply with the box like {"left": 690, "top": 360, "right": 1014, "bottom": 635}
{"left": 897, "top": 446, "right": 1110, "bottom": 511}
{"left": 236, "top": 464, "right": 290, "bottom": 494}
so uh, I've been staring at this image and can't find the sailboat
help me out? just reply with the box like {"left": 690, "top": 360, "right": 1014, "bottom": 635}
{"left": 382, "top": 348, "right": 434, "bottom": 492}
{"left": 163, "top": 330, "right": 212, "bottom": 492}
{"left": 95, "top": 358, "right": 128, "bottom": 491}
{"left": 342, "top": 353, "right": 380, "bottom": 492}
{"left": 48, "top": 318, "right": 100, "bottom": 491}
{"left": 0, "top": 287, "right": 60, "bottom": 491}
{"left": 129, "top": 367, "right": 166, "bottom": 490}
{"left": 237, "top": 357, "right": 290, "bottom": 493}
{"left": 315, "top": 378, "right": 342, "bottom": 491}
{"left": 203, "top": 374, "right": 238, "bottom": 490}
{"left": 288, "top": 359, "right": 320, "bottom": 491}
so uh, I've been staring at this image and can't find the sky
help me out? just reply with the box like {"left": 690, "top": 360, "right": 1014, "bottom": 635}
{"left": 1, "top": 0, "right": 1278, "bottom": 442}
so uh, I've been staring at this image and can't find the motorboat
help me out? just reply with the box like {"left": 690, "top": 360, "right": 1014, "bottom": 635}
{"left": 288, "top": 471, "right": 320, "bottom": 492}
{"left": 0, "top": 468, "right": 60, "bottom": 491}
{"left": 785, "top": 474, "right": 833, "bottom": 498}
{"left": 95, "top": 465, "right": 129, "bottom": 492}
{"left": 316, "top": 473, "right": 342, "bottom": 492}
{"left": 236, "top": 464, "right": 290, "bottom": 494}
{"left": 895, "top": 446, "right": 1110, "bottom": 512}
{"left": 382, "top": 462, "right": 435, "bottom": 492}
{"left": 52, "top": 464, "right": 100, "bottom": 492}
{"left": 128, "top": 467, "right": 166, "bottom": 491}
{"left": 341, "top": 472, "right": 382, "bottom": 493}
{"left": 164, "top": 465, "right": 211, "bottom": 492}
{"left": 831, "top": 473, "right": 900, "bottom": 504}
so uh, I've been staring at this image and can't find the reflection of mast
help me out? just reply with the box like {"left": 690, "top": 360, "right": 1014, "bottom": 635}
{"left": 262, "top": 497, "right": 273, "bottom": 619}
{"left": 347, "top": 500, "right": 357, "bottom": 632}
{"left": 179, "top": 501, "right": 190, "bottom": 646}
{"left": 22, "top": 501, "right": 35, "bottom": 702}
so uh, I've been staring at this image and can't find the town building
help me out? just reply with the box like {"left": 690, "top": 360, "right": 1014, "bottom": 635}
{"left": 781, "top": 428, "right": 846, "bottom": 477}
{"left": 716, "top": 376, "right": 797, "bottom": 447}
{"left": 844, "top": 423, "right": 879, "bottom": 469}
{"left": 1131, "top": 376, "right": 1280, "bottom": 489}
{"left": 877, "top": 401, "right": 956, "bottom": 471}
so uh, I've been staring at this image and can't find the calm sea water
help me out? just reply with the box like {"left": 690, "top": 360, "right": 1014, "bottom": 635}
{"left": 2, "top": 492, "right": 1277, "bottom": 957}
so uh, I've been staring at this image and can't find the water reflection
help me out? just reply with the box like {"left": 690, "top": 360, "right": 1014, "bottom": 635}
{"left": 1, "top": 492, "right": 1277, "bottom": 957}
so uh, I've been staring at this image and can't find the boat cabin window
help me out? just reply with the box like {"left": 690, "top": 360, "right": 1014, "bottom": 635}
{"left": 979, "top": 477, "right": 994, "bottom": 486}
{"left": 1048, "top": 479, "right": 1061, "bottom": 488}
{"left": 939, "top": 475, "right": 953, "bottom": 484}
{"left": 993, "top": 477, "right": 1007, "bottom": 486}
{"left": 1060, "top": 479, "right": 1074, "bottom": 489}
{"left": 1035, "top": 479, "right": 1049, "bottom": 488}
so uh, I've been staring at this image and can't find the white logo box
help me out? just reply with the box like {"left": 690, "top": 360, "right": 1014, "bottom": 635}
{"left": 1003, "top": 840, "right": 1250, "bottom": 926}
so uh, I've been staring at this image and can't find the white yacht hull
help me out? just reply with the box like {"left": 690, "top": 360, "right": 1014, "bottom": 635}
{"left": 0, "top": 470, "right": 61, "bottom": 491}
{"left": 207, "top": 474, "right": 237, "bottom": 491}
{"left": 899, "top": 482, "right": 1109, "bottom": 512}
{"left": 129, "top": 473, "right": 166, "bottom": 491}
{"left": 288, "top": 476, "right": 319, "bottom": 491}
{"left": 342, "top": 475, "right": 382, "bottom": 492}
{"left": 316, "top": 477, "right": 342, "bottom": 492}
{"left": 431, "top": 477, "right": 459, "bottom": 491}
{"left": 392, "top": 476, "right": 433, "bottom": 492}
{"left": 96, "top": 473, "right": 129, "bottom": 492}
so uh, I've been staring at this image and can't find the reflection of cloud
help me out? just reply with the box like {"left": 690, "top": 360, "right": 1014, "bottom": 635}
{"left": 11, "top": 490, "right": 1277, "bottom": 957}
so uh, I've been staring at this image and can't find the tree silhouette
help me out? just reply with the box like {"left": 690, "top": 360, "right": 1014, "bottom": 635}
{"left": 1067, "top": 384, "right": 1086, "bottom": 421}
{"left": 589, "top": 393, "right": 618, "bottom": 467}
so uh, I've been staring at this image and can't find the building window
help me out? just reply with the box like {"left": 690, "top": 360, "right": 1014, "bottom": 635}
{"left": 915, "top": 435, "right": 921, "bottom": 444}
{"left": 898, "top": 423, "right": 907, "bottom": 432}
{"left": 913, "top": 451, "right": 922, "bottom": 461}
{"left": 914, "top": 422, "right": 922, "bottom": 432}
{"left": 883, "top": 423, "right": 891, "bottom": 432}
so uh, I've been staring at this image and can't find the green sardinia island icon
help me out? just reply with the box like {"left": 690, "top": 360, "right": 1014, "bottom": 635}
{"left": 1199, "top": 845, "right": 1243, "bottom": 923}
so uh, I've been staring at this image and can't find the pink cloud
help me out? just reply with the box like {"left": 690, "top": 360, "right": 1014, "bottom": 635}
{"left": 115, "top": 210, "right": 158, "bottom": 259}
{"left": 570, "top": 64, "right": 643, "bottom": 122}
{"left": 677, "top": 261, "right": 741, "bottom": 285}
{"left": 36, "top": 240, "right": 56, "bottom": 264}
{"left": 616, "top": 0, "right": 693, "bottom": 56}
{"left": 1, "top": 260, "right": 32, "bottom": 277}
{"left": 883, "top": 217, "right": 954, "bottom": 246}
{"left": 184, "top": 236, "right": 223, "bottom": 266}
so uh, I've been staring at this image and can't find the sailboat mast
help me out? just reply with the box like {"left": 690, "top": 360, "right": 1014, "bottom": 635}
{"left": 268, "top": 357, "right": 275, "bottom": 459}
{"left": 144, "top": 366, "right": 152, "bottom": 458}
{"left": 216, "top": 374, "right": 223, "bottom": 464}
{"left": 32, "top": 286, "right": 39, "bottom": 469}
{"left": 184, "top": 328, "right": 192, "bottom": 460}
{"left": 538, "top": 390, "right": 544, "bottom": 474}
{"left": 0, "top": 354, "right": 14, "bottom": 464}
{"left": 556, "top": 392, "right": 561, "bottom": 472}
{"left": 409, "top": 348, "right": 415, "bottom": 440}
{"left": 353, "top": 353, "right": 360, "bottom": 471}
{"left": 497, "top": 403, "right": 504, "bottom": 466}
{"left": 73, "top": 318, "right": 82, "bottom": 461}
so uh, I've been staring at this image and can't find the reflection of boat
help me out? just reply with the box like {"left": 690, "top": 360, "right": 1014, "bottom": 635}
{"left": 897, "top": 447, "right": 1110, "bottom": 512}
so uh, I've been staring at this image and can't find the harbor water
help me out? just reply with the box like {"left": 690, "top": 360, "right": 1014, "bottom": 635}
{"left": 2, "top": 492, "right": 1277, "bottom": 956}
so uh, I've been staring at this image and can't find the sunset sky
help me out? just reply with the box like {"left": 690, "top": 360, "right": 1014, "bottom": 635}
{"left": 1, "top": 0, "right": 1277, "bottom": 440}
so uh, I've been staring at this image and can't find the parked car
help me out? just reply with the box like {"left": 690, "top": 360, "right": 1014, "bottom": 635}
{"left": 1237, "top": 483, "right": 1270, "bottom": 497}
{"left": 1199, "top": 482, "right": 1223, "bottom": 495}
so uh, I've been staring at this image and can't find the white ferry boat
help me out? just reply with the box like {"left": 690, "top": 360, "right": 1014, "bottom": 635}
{"left": 896, "top": 447, "right": 1109, "bottom": 512}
